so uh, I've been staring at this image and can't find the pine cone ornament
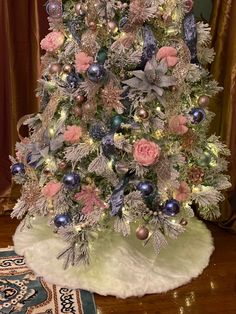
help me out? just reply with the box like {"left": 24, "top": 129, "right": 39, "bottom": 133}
{"left": 188, "top": 166, "right": 204, "bottom": 184}
{"left": 182, "top": 130, "right": 197, "bottom": 151}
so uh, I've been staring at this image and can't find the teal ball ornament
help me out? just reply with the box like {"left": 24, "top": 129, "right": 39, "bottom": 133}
{"left": 197, "top": 151, "right": 212, "bottom": 167}
{"left": 97, "top": 48, "right": 108, "bottom": 65}
{"left": 111, "top": 115, "right": 125, "bottom": 131}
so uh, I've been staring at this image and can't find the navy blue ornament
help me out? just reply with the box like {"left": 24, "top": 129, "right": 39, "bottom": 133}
{"left": 111, "top": 115, "right": 125, "bottom": 131}
{"left": 54, "top": 214, "right": 71, "bottom": 228}
{"left": 63, "top": 172, "right": 81, "bottom": 189}
{"left": 89, "top": 123, "right": 107, "bottom": 140}
{"left": 11, "top": 163, "right": 25, "bottom": 175}
{"left": 137, "top": 181, "right": 155, "bottom": 196}
{"left": 87, "top": 63, "right": 106, "bottom": 83}
{"left": 190, "top": 108, "right": 206, "bottom": 124}
{"left": 162, "top": 199, "right": 180, "bottom": 216}
{"left": 67, "top": 72, "right": 84, "bottom": 89}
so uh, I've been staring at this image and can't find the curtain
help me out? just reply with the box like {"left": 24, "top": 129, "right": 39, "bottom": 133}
{"left": 211, "top": 0, "right": 236, "bottom": 231}
{"left": 0, "top": 0, "right": 48, "bottom": 213}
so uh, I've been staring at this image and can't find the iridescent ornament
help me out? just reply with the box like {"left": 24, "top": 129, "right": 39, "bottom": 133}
{"left": 136, "top": 226, "right": 149, "bottom": 240}
{"left": 136, "top": 108, "right": 149, "bottom": 120}
{"left": 87, "top": 63, "right": 106, "bottom": 83}
{"left": 189, "top": 108, "right": 206, "bottom": 124}
{"left": 58, "top": 161, "right": 67, "bottom": 170}
{"left": 108, "top": 21, "right": 118, "bottom": 33}
{"left": 198, "top": 95, "right": 210, "bottom": 107}
{"left": 180, "top": 219, "right": 188, "bottom": 226}
{"left": 137, "top": 181, "right": 155, "bottom": 196}
{"left": 63, "top": 172, "right": 81, "bottom": 189}
{"left": 46, "top": 0, "right": 63, "bottom": 18}
{"left": 75, "top": 3, "right": 86, "bottom": 16}
{"left": 63, "top": 64, "right": 73, "bottom": 74}
{"left": 11, "top": 163, "right": 25, "bottom": 175}
{"left": 49, "top": 63, "right": 61, "bottom": 74}
{"left": 74, "top": 94, "right": 85, "bottom": 105}
{"left": 54, "top": 214, "right": 71, "bottom": 228}
{"left": 162, "top": 199, "right": 180, "bottom": 216}
{"left": 74, "top": 106, "right": 83, "bottom": 118}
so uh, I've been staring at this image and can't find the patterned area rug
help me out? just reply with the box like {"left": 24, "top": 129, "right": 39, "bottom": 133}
{"left": 0, "top": 248, "right": 97, "bottom": 314}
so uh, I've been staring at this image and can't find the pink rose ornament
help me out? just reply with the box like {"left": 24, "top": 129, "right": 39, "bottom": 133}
{"left": 169, "top": 115, "right": 188, "bottom": 135}
{"left": 133, "top": 139, "right": 161, "bottom": 167}
{"left": 156, "top": 47, "right": 179, "bottom": 67}
{"left": 40, "top": 31, "right": 65, "bottom": 52}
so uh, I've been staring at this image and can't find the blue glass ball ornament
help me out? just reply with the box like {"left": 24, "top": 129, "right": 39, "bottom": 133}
{"left": 11, "top": 163, "right": 25, "bottom": 175}
{"left": 54, "top": 214, "right": 71, "bottom": 228}
{"left": 137, "top": 181, "right": 155, "bottom": 196}
{"left": 111, "top": 115, "right": 125, "bottom": 131}
{"left": 63, "top": 172, "right": 81, "bottom": 189}
{"left": 87, "top": 63, "right": 106, "bottom": 83}
{"left": 189, "top": 108, "right": 206, "bottom": 124}
{"left": 162, "top": 199, "right": 180, "bottom": 216}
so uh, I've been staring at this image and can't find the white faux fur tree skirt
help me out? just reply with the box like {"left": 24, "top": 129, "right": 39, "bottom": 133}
{"left": 13, "top": 217, "right": 214, "bottom": 299}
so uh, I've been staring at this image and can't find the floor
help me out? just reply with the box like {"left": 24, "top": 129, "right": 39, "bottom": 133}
{"left": 0, "top": 216, "right": 236, "bottom": 314}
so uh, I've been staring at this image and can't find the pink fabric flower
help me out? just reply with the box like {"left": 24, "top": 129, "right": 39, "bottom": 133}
{"left": 75, "top": 52, "right": 93, "bottom": 73}
{"left": 74, "top": 185, "right": 107, "bottom": 215}
{"left": 64, "top": 125, "right": 82, "bottom": 143}
{"left": 40, "top": 31, "right": 65, "bottom": 52}
{"left": 175, "top": 182, "right": 191, "bottom": 202}
{"left": 156, "top": 47, "right": 179, "bottom": 67}
{"left": 42, "top": 181, "right": 62, "bottom": 199}
{"left": 169, "top": 115, "right": 188, "bottom": 135}
{"left": 133, "top": 139, "right": 161, "bottom": 167}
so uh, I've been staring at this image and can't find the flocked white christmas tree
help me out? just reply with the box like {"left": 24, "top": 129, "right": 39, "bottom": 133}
{"left": 11, "top": 0, "right": 231, "bottom": 297}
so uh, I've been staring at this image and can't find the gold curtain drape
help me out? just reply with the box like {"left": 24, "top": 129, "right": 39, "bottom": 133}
{"left": 211, "top": 0, "right": 236, "bottom": 231}
{"left": 0, "top": 0, "right": 47, "bottom": 212}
